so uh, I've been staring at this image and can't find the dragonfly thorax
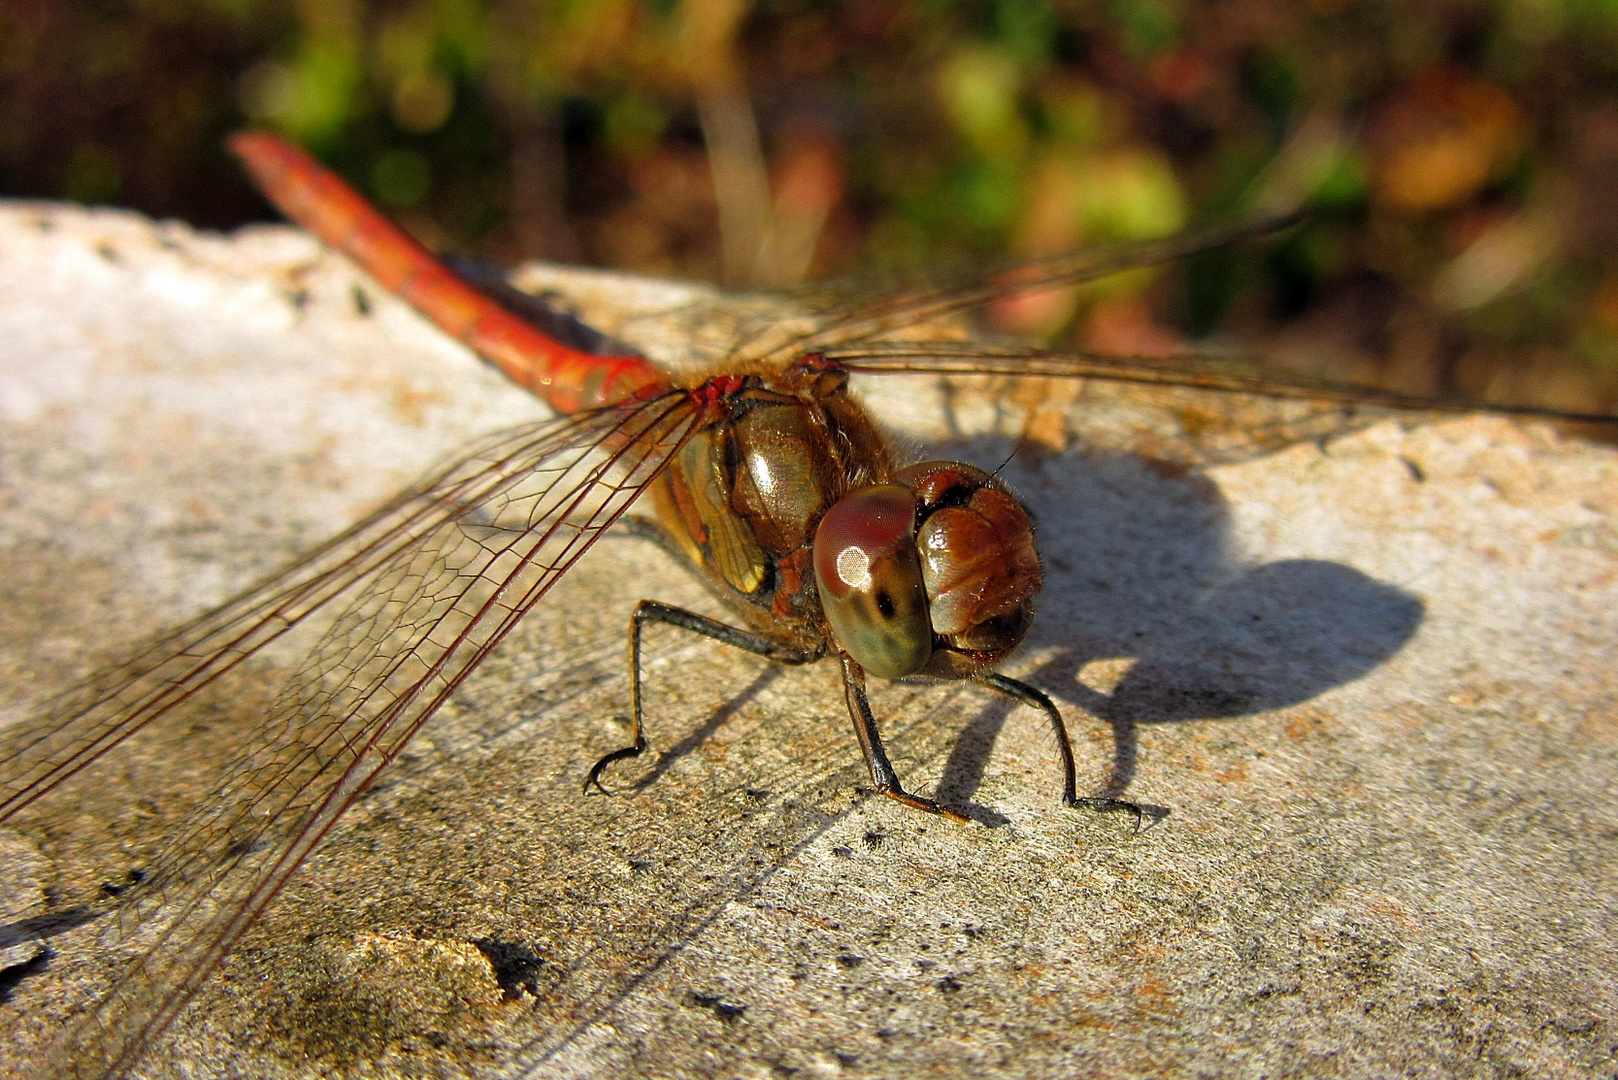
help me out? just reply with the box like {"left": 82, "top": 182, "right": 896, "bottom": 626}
{"left": 649, "top": 367, "right": 894, "bottom": 650}
{"left": 651, "top": 369, "right": 1039, "bottom": 681}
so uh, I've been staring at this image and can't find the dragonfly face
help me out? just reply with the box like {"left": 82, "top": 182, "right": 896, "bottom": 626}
{"left": 894, "top": 460, "right": 1041, "bottom": 678}
{"left": 814, "top": 463, "right": 1041, "bottom": 680}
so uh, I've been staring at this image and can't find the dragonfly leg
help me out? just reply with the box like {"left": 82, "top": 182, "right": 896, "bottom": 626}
{"left": 838, "top": 654, "right": 971, "bottom": 824}
{"left": 585, "top": 600, "right": 816, "bottom": 794}
{"left": 976, "top": 672, "right": 1144, "bottom": 831}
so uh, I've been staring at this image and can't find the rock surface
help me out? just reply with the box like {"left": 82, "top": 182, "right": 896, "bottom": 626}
{"left": 1, "top": 203, "right": 1615, "bottom": 1079}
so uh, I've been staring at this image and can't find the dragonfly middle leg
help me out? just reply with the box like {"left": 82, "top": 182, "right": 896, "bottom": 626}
{"left": 585, "top": 600, "right": 817, "bottom": 794}
{"left": 975, "top": 671, "right": 1144, "bottom": 830}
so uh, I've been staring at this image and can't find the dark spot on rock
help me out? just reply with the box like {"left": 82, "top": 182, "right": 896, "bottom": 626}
{"left": 0, "top": 948, "right": 52, "bottom": 1004}
{"left": 470, "top": 938, "right": 545, "bottom": 1000}
{"left": 1549, "top": 1015, "right": 1598, "bottom": 1036}
{"left": 1, "top": 906, "right": 100, "bottom": 946}
{"left": 689, "top": 992, "right": 746, "bottom": 1022}
{"left": 101, "top": 867, "right": 147, "bottom": 898}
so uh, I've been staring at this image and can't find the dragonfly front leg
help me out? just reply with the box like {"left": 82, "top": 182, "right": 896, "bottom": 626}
{"left": 585, "top": 600, "right": 816, "bottom": 794}
{"left": 975, "top": 672, "right": 1145, "bottom": 831}
{"left": 838, "top": 654, "right": 972, "bottom": 824}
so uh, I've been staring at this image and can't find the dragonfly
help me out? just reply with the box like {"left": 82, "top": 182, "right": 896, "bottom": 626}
{"left": 3, "top": 131, "right": 1614, "bottom": 1080}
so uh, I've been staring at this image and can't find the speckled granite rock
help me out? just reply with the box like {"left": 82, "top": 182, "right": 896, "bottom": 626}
{"left": 1, "top": 203, "right": 1615, "bottom": 1080}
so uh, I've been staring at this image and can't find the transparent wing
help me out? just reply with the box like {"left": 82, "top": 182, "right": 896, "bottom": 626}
{"left": 685, "top": 214, "right": 1612, "bottom": 464}
{"left": 1, "top": 390, "right": 703, "bottom": 1080}
{"left": 828, "top": 340, "right": 1618, "bottom": 466}
{"left": 716, "top": 215, "right": 1300, "bottom": 371}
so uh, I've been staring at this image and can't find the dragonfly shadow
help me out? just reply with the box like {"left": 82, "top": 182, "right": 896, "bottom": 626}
{"left": 931, "top": 444, "right": 1425, "bottom": 807}
{"left": 627, "top": 667, "right": 782, "bottom": 793}
{"left": 480, "top": 443, "right": 1426, "bottom": 1074}
{"left": 24, "top": 442, "right": 1416, "bottom": 1076}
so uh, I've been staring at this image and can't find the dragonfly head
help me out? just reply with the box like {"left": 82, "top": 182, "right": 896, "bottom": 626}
{"left": 812, "top": 462, "right": 1040, "bottom": 680}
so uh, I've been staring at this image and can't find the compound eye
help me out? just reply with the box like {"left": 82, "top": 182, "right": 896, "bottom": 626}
{"left": 812, "top": 484, "right": 934, "bottom": 679}
{"left": 895, "top": 460, "right": 1041, "bottom": 677}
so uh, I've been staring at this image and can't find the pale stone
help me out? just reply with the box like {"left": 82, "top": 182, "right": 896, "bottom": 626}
{"left": 1, "top": 203, "right": 1615, "bottom": 1079}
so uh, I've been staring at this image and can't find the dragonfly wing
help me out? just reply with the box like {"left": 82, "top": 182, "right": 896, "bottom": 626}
{"left": 3, "top": 392, "right": 701, "bottom": 1080}
{"left": 829, "top": 341, "right": 1617, "bottom": 466}
{"left": 729, "top": 214, "right": 1301, "bottom": 371}
{"left": 0, "top": 415, "right": 567, "bottom": 819}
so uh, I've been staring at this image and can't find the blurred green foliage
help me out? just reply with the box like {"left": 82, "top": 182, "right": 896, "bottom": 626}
{"left": 2, "top": 0, "right": 1616, "bottom": 411}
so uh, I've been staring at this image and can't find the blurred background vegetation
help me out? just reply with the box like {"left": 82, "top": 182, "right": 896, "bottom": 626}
{"left": 3, "top": 0, "right": 1617, "bottom": 413}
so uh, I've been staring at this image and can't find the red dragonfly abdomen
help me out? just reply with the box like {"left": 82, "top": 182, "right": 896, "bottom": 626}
{"left": 228, "top": 132, "right": 668, "bottom": 414}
